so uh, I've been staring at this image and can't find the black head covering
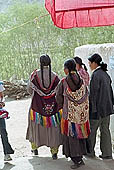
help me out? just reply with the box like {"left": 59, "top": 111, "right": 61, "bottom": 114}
{"left": 40, "top": 54, "right": 51, "bottom": 66}
{"left": 40, "top": 54, "right": 51, "bottom": 89}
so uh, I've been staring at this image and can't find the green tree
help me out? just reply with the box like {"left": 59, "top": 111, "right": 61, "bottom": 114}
{"left": 0, "top": 1, "right": 114, "bottom": 80}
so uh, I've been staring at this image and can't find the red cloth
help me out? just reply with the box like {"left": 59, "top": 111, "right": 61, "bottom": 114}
{"left": 45, "top": 0, "right": 114, "bottom": 29}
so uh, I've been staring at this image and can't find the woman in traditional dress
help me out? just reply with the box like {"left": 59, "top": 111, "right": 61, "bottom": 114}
{"left": 26, "top": 55, "right": 62, "bottom": 159}
{"left": 56, "top": 59, "right": 90, "bottom": 169}
{"left": 74, "top": 56, "right": 89, "bottom": 87}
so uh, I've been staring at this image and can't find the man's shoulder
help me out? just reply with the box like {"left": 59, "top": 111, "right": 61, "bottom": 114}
{"left": 93, "top": 68, "right": 111, "bottom": 81}
{"left": 93, "top": 68, "right": 104, "bottom": 77}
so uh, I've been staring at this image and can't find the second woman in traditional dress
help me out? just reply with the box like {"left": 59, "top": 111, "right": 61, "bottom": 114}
{"left": 26, "top": 55, "right": 62, "bottom": 159}
{"left": 56, "top": 59, "right": 90, "bottom": 169}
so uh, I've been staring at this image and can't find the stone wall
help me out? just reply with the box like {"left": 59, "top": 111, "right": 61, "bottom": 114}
{"left": 75, "top": 43, "right": 114, "bottom": 140}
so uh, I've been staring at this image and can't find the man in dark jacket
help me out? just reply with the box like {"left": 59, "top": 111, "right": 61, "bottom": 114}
{"left": 88, "top": 53, "right": 114, "bottom": 159}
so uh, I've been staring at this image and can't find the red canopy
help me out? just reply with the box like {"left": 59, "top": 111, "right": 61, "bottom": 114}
{"left": 45, "top": 0, "right": 114, "bottom": 29}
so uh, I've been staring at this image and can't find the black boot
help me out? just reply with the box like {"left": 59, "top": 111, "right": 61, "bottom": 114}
{"left": 52, "top": 153, "right": 57, "bottom": 160}
{"left": 31, "top": 149, "right": 38, "bottom": 155}
{"left": 77, "top": 160, "right": 85, "bottom": 166}
{"left": 71, "top": 157, "right": 85, "bottom": 169}
{"left": 71, "top": 157, "right": 78, "bottom": 169}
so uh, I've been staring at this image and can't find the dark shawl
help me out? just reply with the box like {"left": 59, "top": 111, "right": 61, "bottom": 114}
{"left": 30, "top": 70, "right": 60, "bottom": 117}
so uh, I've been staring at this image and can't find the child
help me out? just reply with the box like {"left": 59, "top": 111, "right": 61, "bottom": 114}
{"left": 0, "top": 81, "right": 14, "bottom": 161}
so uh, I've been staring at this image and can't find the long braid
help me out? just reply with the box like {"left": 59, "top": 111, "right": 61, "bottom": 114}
{"left": 49, "top": 63, "right": 51, "bottom": 88}
{"left": 82, "top": 63, "right": 88, "bottom": 71}
{"left": 76, "top": 70, "right": 82, "bottom": 89}
{"left": 40, "top": 54, "right": 51, "bottom": 89}
{"left": 69, "top": 68, "right": 81, "bottom": 89}
{"left": 41, "top": 64, "right": 45, "bottom": 88}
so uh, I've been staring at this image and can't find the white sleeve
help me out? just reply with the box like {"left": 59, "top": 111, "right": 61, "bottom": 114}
{"left": 0, "top": 84, "right": 5, "bottom": 92}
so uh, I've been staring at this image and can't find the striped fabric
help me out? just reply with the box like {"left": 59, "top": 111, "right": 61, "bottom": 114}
{"left": 30, "top": 109, "right": 62, "bottom": 128}
{"left": 61, "top": 117, "right": 90, "bottom": 139}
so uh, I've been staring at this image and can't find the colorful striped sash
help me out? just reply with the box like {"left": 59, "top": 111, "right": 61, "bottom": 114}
{"left": 30, "top": 109, "right": 62, "bottom": 127}
{"left": 61, "top": 117, "right": 90, "bottom": 139}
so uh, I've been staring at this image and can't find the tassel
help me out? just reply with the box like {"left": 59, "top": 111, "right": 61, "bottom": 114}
{"left": 57, "top": 112, "right": 61, "bottom": 122}
{"left": 59, "top": 109, "right": 63, "bottom": 118}
{"left": 35, "top": 112, "right": 38, "bottom": 123}
{"left": 40, "top": 114, "right": 43, "bottom": 126}
{"left": 68, "top": 121, "right": 71, "bottom": 136}
{"left": 30, "top": 109, "right": 62, "bottom": 127}
{"left": 80, "top": 124, "right": 86, "bottom": 138}
{"left": 53, "top": 115, "right": 57, "bottom": 127}
{"left": 48, "top": 117, "right": 51, "bottom": 127}
{"left": 76, "top": 124, "right": 83, "bottom": 139}
{"left": 86, "top": 121, "right": 91, "bottom": 135}
{"left": 55, "top": 113, "right": 59, "bottom": 124}
{"left": 84, "top": 122, "right": 88, "bottom": 137}
{"left": 54, "top": 114, "right": 58, "bottom": 124}
{"left": 30, "top": 109, "right": 34, "bottom": 120}
{"left": 46, "top": 117, "right": 51, "bottom": 127}
{"left": 71, "top": 122, "right": 77, "bottom": 137}
{"left": 37, "top": 113, "right": 40, "bottom": 124}
{"left": 46, "top": 117, "right": 49, "bottom": 127}
{"left": 43, "top": 116, "right": 47, "bottom": 127}
{"left": 61, "top": 118, "right": 65, "bottom": 134}
{"left": 51, "top": 116, "right": 56, "bottom": 127}
{"left": 33, "top": 111, "right": 36, "bottom": 121}
{"left": 64, "top": 120, "right": 68, "bottom": 135}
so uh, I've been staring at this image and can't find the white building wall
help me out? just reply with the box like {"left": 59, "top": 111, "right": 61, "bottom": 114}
{"left": 75, "top": 43, "right": 114, "bottom": 140}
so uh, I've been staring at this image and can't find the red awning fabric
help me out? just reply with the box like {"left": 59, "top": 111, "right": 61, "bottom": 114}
{"left": 45, "top": 0, "right": 114, "bottom": 29}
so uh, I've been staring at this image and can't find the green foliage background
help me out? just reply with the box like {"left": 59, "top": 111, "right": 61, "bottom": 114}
{"left": 0, "top": 0, "right": 114, "bottom": 80}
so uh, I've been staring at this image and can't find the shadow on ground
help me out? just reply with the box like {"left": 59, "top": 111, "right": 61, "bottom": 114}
{"left": 28, "top": 156, "right": 71, "bottom": 170}
{"left": 28, "top": 156, "right": 114, "bottom": 170}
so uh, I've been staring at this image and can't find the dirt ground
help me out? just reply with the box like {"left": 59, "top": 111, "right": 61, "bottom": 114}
{"left": 0, "top": 98, "right": 114, "bottom": 170}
